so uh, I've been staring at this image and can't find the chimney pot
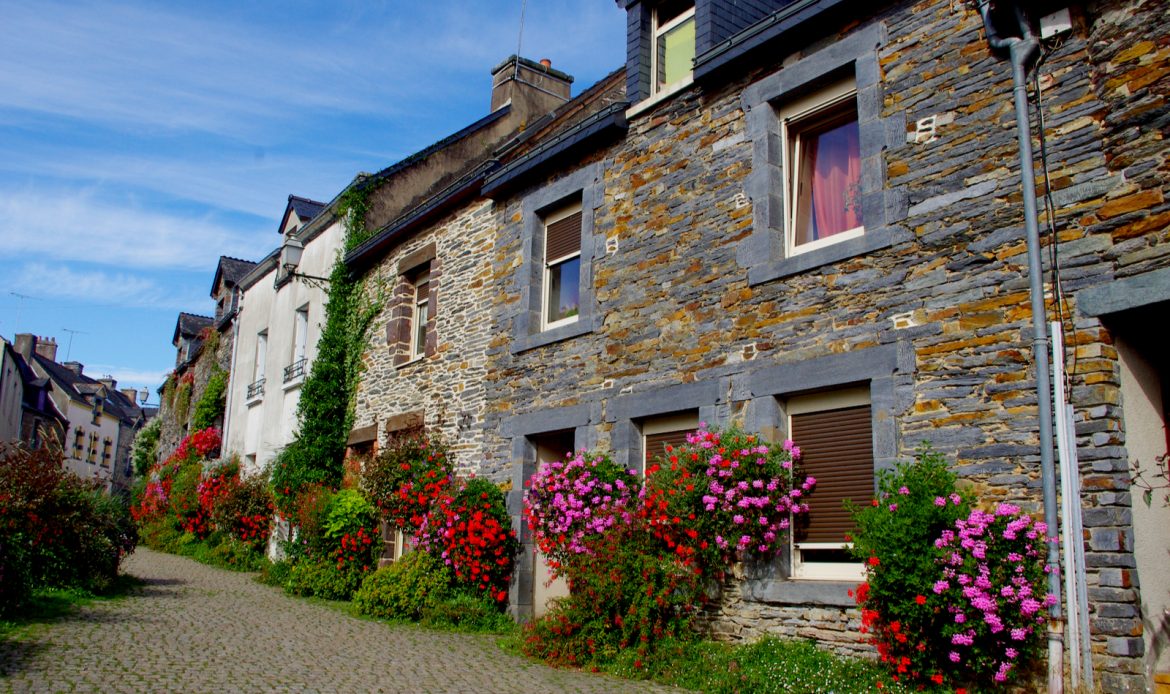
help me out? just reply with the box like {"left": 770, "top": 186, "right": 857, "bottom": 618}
{"left": 540, "top": 58, "right": 552, "bottom": 68}
{"left": 33, "top": 335, "right": 58, "bottom": 362}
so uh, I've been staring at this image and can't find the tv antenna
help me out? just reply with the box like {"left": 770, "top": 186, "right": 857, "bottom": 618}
{"left": 9, "top": 291, "right": 39, "bottom": 332}
{"left": 61, "top": 327, "right": 88, "bottom": 361}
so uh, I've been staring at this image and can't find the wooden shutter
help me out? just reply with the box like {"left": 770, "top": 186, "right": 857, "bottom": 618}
{"left": 645, "top": 429, "right": 693, "bottom": 467}
{"left": 791, "top": 404, "right": 873, "bottom": 543}
{"left": 545, "top": 211, "right": 581, "bottom": 262}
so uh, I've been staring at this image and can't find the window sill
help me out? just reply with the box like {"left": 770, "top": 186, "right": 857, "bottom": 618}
{"left": 282, "top": 375, "right": 304, "bottom": 392}
{"left": 395, "top": 355, "right": 426, "bottom": 371}
{"left": 245, "top": 393, "right": 264, "bottom": 407}
{"left": 741, "top": 576, "right": 857, "bottom": 607}
{"left": 625, "top": 75, "right": 694, "bottom": 119}
{"left": 746, "top": 225, "right": 906, "bottom": 286}
{"left": 512, "top": 316, "right": 594, "bottom": 354}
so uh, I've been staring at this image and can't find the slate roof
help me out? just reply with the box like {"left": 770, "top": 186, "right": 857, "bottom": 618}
{"left": 210, "top": 256, "right": 258, "bottom": 297}
{"left": 289, "top": 195, "right": 326, "bottom": 223}
{"left": 31, "top": 353, "right": 143, "bottom": 426}
{"left": 172, "top": 312, "right": 214, "bottom": 345}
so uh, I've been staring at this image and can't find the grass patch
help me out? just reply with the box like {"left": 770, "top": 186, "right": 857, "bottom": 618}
{"left": 0, "top": 576, "right": 143, "bottom": 641}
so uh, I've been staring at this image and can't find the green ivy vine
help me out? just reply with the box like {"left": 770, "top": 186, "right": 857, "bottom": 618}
{"left": 271, "top": 184, "right": 384, "bottom": 514}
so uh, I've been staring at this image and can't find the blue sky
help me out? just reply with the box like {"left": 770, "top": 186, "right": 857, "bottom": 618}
{"left": 0, "top": 1, "right": 625, "bottom": 400}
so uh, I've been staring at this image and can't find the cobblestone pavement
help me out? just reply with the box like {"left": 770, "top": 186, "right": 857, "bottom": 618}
{"left": 0, "top": 548, "right": 679, "bottom": 693}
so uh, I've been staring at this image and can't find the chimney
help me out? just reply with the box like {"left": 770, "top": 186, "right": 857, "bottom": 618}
{"left": 14, "top": 333, "right": 35, "bottom": 360}
{"left": 490, "top": 55, "right": 573, "bottom": 113}
{"left": 120, "top": 387, "right": 140, "bottom": 404}
{"left": 99, "top": 376, "right": 118, "bottom": 391}
{"left": 34, "top": 336, "right": 58, "bottom": 362}
{"left": 64, "top": 361, "right": 83, "bottom": 376}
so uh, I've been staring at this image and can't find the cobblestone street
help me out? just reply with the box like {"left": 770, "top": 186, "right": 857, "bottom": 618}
{"left": 0, "top": 549, "right": 674, "bottom": 693}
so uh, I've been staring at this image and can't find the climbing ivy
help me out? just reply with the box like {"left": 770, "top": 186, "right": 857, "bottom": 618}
{"left": 271, "top": 185, "right": 383, "bottom": 515}
{"left": 192, "top": 367, "right": 228, "bottom": 431}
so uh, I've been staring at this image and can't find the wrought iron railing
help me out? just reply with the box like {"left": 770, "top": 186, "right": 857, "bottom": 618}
{"left": 283, "top": 358, "right": 307, "bottom": 383}
{"left": 246, "top": 378, "right": 266, "bottom": 399}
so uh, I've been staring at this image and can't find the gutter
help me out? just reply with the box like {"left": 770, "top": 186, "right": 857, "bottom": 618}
{"left": 974, "top": 2, "right": 1065, "bottom": 691}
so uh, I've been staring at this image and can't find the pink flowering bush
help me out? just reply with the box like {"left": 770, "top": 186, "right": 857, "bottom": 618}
{"left": 850, "top": 444, "right": 1053, "bottom": 691}
{"left": 933, "top": 503, "right": 1054, "bottom": 686}
{"left": 642, "top": 426, "right": 813, "bottom": 576}
{"left": 523, "top": 451, "right": 640, "bottom": 570}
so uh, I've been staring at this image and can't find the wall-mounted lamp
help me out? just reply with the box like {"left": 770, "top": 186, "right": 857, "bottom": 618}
{"left": 277, "top": 236, "right": 331, "bottom": 289}
{"left": 138, "top": 388, "right": 149, "bottom": 406}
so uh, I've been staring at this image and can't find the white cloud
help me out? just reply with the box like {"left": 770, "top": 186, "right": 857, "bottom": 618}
{"left": 6, "top": 262, "right": 207, "bottom": 311}
{"left": 0, "top": 188, "right": 273, "bottom": 271}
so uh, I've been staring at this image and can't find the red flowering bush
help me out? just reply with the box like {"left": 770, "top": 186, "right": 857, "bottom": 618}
{"left": 210, "top": 471, "right": 274, "bottom": 550}
{"left": 177, "top": 427, "right": 221, "bottom": 462}
{"left": 360, "top": 435, "right": 452, "bottom": 533}
{"left": 523, "top": 450, "right": 640, "bottom": 570}
{"left": 521, "top": 515, "right": 700, "bottom": 668}
{"left": 642, "top": 426, "right": 813, "bottom": 577}
{"left": 416, "top": 478, "right": 518, "bottom": 603}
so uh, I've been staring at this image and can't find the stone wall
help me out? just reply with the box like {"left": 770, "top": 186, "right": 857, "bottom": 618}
{"left": 156, "top": 326, "right": 235, "bottom": 464}
{"left": 472, "top": 1, "right": 1166, "bottom": 689}
{"left": 353, "top": 199, "right": 499, "bottom": 476}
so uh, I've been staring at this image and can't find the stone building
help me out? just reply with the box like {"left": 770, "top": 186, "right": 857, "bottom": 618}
{"left": 463, "top": 0, "right": 1165, "bottom": 690}
{"left": 155, "top": 255, "right": 255, "bottom": 463}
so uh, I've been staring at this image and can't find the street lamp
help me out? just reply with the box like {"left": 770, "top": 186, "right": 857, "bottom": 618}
{"left": 277, "top": 236, "right": 331, "bottom": 288}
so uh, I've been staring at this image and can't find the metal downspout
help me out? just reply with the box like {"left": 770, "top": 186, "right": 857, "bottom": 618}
{"left": 975, "top": 2, "right": 1065, "bottom": 691}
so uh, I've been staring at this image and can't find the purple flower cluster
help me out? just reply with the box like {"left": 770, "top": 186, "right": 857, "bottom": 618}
{"left": 693, "top": 433, "right": 813, "bottom": 554}
{"left": 933, "top": 503, "right": 1055, "bottom": 683}
{"left": 523, "top": 451, "right": 640, "bottom": 564}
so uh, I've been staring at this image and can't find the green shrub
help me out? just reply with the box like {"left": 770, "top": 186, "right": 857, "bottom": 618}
{"left": 256, "top": 559, "right": 294, "bottom": 587}
{"left": 191, "top": 536, "right": 266, "bottom": 572}
{"left": 130, "top": 418, "right": 161, "bottom": 477}
{"left": 285, "top": 557, "right": 363, "bottom": 601}
{"left": 192, "top": 368, "right": 228, "bottom": 431}
{"left": 847, "top": 444, "right": 970, "bottom": 688}
{"left": 353, "top": 551, "right": 452, "bottom": 620}
{"left": 361, "top": 434, "right": 452, "bottom": 532}
{"left": 421, "top": 591, "right": 513, "bottom": 633}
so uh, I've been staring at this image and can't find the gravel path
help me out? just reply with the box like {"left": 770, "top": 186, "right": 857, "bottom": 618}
{"left": 0, "top": 548, "right": 677, "bottom": 693}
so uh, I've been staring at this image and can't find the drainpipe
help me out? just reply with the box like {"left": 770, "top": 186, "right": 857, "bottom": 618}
{"left": 974, "top": 2, "right": 1065, "bottom": 692}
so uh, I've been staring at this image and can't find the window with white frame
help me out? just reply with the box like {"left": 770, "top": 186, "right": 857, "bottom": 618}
{"left": 787, "top": 387, "right": 872, "bottom": 581}
{"left": 542, "top": 202, "right": 583, "bottom": 330}
{"left": 379, "top": 518, "right": 406, "bottom": 565}
{"left": 255, "top": 331, "right": 267, "bottom": 380}
{"left": 652, "top": 0, "right": 695, "bottom": 96}
{"left": 640, "top": 410, "right": 699, "bottom": 475}
{"left": 781, "top": 77, "right": 864, "bottom": 256}
{"left": 293, "top": 305, "right": 309, "bottom": 363}
{"left": 410, "top": 268, "right": 430, "bottom": 360}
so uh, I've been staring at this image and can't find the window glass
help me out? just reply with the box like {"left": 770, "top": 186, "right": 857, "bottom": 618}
{"left": 654, "top": 2, "right": 695, "bottom": 93}
{"left": 542, "top": 203, "right": 582, "bottom": 330}
{"left": 412, "top": 270, "right": 430, "bottom": 359}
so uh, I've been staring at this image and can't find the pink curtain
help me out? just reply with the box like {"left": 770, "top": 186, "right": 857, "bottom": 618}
{"left": 810, "top": 120, "right": 862, "bottom": 240}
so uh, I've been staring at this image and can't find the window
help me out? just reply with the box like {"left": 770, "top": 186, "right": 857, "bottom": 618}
{"left": 101, "top": 437, "right": 112, "bottom": 468}
{"left": 787, "top": 388, "right": 872, "bottom": 581}
{"left": 92, "top": 395, "right": 104, "bottom": 424}
{"left": 87, "top": 432, "right": 98, "bottom": 464}
{"left": 652, "top": 0, "right": 695, "bottom": 96}
{"left": 410, "top": 268, "right": 430, "bottom": 361}
{"left": 542, "top": 202, "right": 582, "bottom": 330}
{"left": 640, "top": 411, "right": 699, "bottom": 475}
{"left": 739, "top": 23, "right": 899, "bottom": 284}
{"left": 248, "top": 331, "right": 267, "bottom": 400}
{"left": 379, "top": 519, "right": 405, "bottom": 565}
{"left": 782, "top": 78, "right": 864, "bottom": 255}
{"left": 294, "top": 305, "right": 309, "bottom": 363}
{"left": 73, "top": 427, "right": 84, "bottom": 458}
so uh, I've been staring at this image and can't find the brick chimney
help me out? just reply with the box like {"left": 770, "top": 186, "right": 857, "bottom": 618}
{"left": 64, "top": 361, "right": 83, "bottom": 376}
{"left": 490, "top": 55, "right": 573, "bottom": 113}
{"left": 120, "top": 387, "right": 140, "bottom": 405}
{"left": 34, "top": 336, "right": 58, "bottom": 362}
{"left": 98, "top": 376, "right": 117, "bottom": 391}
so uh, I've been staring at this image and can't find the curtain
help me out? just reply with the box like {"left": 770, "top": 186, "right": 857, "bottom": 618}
{"left": 809, "top": 119, "right": 863, "bottom": 240}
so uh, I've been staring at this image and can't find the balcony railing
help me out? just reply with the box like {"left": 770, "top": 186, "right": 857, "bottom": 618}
{"left": 283, "top": 358, "right": 307, "bottom": 384}
{"left": 246, "top": 378, "right": 266, "bottom": 399}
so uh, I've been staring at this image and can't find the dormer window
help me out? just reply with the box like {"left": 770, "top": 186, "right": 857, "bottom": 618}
{"left": 652, "top": 1, "right": 695, "bottom": 96}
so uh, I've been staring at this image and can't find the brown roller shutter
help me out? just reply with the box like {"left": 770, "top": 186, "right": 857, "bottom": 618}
{"left": 791, "top": 405, "right": 873, "bottom": 544}
{"left": 545, "top": 211, "right": 582, "bottom": 262}
{"left": 645, "top": 428, "right": 693, "bottom": 467}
